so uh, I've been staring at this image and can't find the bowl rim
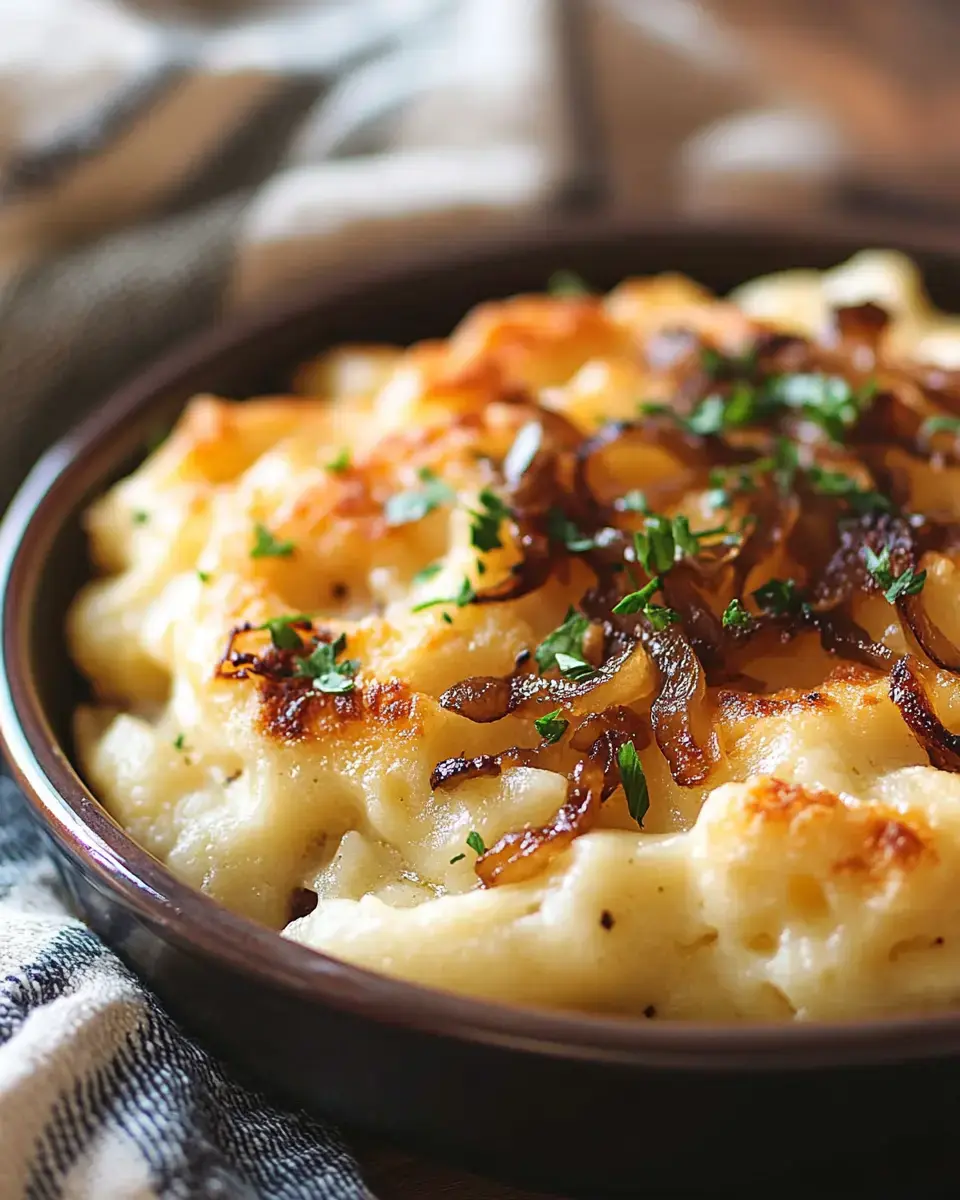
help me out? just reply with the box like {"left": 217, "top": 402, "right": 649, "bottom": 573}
{"left": 7, "top": 213, "right": 960, "bottom": 1073}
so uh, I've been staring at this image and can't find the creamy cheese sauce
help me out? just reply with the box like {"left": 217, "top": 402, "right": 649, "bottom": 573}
{"left": 69, "top": 252, "right": 960, "bottom": 1020}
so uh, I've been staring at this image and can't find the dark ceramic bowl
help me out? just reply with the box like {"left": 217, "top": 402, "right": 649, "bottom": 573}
{"left": 4, "top": 219, "right": 960, "bottom": 1197}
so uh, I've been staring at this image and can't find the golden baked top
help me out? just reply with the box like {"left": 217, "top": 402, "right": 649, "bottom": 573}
{"left": 68, "top": 251, "right": 960, "bottom": 1021}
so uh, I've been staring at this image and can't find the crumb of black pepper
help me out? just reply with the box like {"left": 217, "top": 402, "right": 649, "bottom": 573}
{"left": 332, "top": 582, "right": 349, "bottom": 600}
{"left": 643, "top": 1005, "right": 657, "bottom": 1019}
{"left": 224, "top": 769, "right": 242, "bottom": 785}
{"left": 657, "top": 886, "right": 664, "bottom": 893}
{"left": 600, "top": 910, "right": 615, "bottom": 930}
{"left": 515, "top": 648, "right": 531, "bottom": 667}
{"left": 934, "top": 936, "right": 945, "bottom": 946}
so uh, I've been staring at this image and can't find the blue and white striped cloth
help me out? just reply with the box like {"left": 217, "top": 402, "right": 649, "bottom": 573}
{"left": 3, "top": 2, "right": 959, "bottom": 1197}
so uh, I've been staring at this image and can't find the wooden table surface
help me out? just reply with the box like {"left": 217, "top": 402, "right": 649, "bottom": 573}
{"left": 356, "top": 1136, "right": 959, "bottom": 1198}
{"left": 356, "top": 1140, "right": 560, "bottom": 1199}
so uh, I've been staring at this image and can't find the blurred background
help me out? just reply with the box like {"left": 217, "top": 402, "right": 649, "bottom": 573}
{"left": 3, "top": 0, "right": 960, "bottom": 496}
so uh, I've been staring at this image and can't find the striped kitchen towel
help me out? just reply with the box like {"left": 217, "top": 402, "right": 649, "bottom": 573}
{"left": 0, "top": 776, "right": 371, "bottom": 1199}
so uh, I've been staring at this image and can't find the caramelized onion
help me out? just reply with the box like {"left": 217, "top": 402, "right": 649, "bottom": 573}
{"left": 900, "top": 571, "right": 960, "bottom": 674}
{"left": 890, "top": 655, "right": 960, "bottom": 771}
{"left": 644, "top": 625, "right": 716, "bottom": 786}
{"left": 439, "top": 640, "right": 639, "bottom": 722}
{"left": 475, "top": 758, "right": 602, "bottom": 887}
{"left": 809, "top": 608, "right": 894, "bottom": 671}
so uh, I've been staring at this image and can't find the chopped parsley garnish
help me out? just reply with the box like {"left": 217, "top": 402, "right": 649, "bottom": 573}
{"left": 449, "top": 853, "right": 466, "bottom": 864}
{"left": 771, "top": 437, "right": 799, "bottom": 494}
{"left": 631, "top": 514, "right": 725, "bottom": 576}
{"left": 752, "top": 578, "right": 801, "bottom": 616}
{"left": 686, "top": 393, "right": 730, "bottom": 436}
{"left": 633, "top": 517, "right": 676, "bottom": 575}
{"left": 469, "top": 488, "right": 511, "bottom": 552}
{"left": 862, "top": 545, "right": 926, "bottom": 604}
{"left": 534, "top": 709, "right": 569, "bottom": 744}
{"left": 466, "top": 830, "right": 486, "bottom": 855}
{"left": 921, "top": 415, "right": 960, "bottom": 439}
{"left": 411, "top": 576, "right": 477, "bottom": 612}
{"left": 384, "top": 467, "right": 455, "bottom": 526}
{"left": 413, "top": 561, "right": 442, "bottom": 584}
{"left": 722, "top": 598, "right": 752, "bottom": 629}
{"left": 617, "top": 741, "right": 649, "bottom": 827}
{"left": 610, "top": 576, "right": 679, "bottom": 629}
{"left": 663, "top": 371, "right": 875, "bottom": 444}
{"left": 503, "top": 421, "right": 542, "bottom": 483}
{"left": 612, "top": 576, "right": 661, "bottom": 615}
{"left": 132, "top": 510, "right": 149, "bottom": 525}
{"left": 806, "top": 465, "right": 892, "bottom": 515}
{"left": 326, "top": 447, "right": 351, "bottom": 473}
{"left": 547, "top": 507, "right": 599, "bottom": 553}
{"left": 173, "top": 733, "right": 186, "bottom": 752}
{"left": 700, "top": 344, "right": 758, "bottom": 380}
{"left": 257, "top": 613, "right": 312, "bottom": 650}
{"left": 643, "top": 604, "right": 681, "bottom": 632}
{"left": 535, "top": 607, "right": 589, "bottom": 672}
{"left": 251, "top": 522, "right": 295, "bottom": 558}
{"left": 197, "top": 570, "right": 211, "bottom": 584}
{"left": 671, "top": 515, "right": 703, "bottom": 559}
{"left": 554, "top": 652, "right": 597, "bottom": 682}
{"left": 766, "top": 373, "right": 875, "bottom": 442}
{"left": 292, "top": 632, "right": 359, "bottom": 692}
{"left": 617, "top": 490, "right": 649, "bottom": 513}
{"left": 548, "top": 269, "right": 591, "bottom": 296}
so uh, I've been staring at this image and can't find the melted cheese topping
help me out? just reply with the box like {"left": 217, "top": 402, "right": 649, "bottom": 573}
{"left": 69, "top": 252, "right": 960, "bottom": 1021}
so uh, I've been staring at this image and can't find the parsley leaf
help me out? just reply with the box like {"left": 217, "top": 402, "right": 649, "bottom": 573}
{"left": 251, "top": 522, "right": 295, "bottom": 558}
{"left": 772, "top": 437, "right": 799, "bottom": 494}
{"left": 752, "top": 578, "right": 801, "bottom": 616}
{"left": 862, "top": 545, "right": 926, "bottom": 603}
{"left": 700, "top": 344, "right": 758, "bottom": 380}
{"left": 503, "top": 421, "right": 542, "bottom": 483}
{"left": 469, "top": 488, "right": 511, "bottom": 552}
{"left": 554, "top": 652, "right": 597, "bottom": 682}
{"left": 612, "top": 576, "right": 661, "bottom": 615}
{"left": 385, "top": 467, "right": 456, "bottom": 526}
{"left": 132, "top": 510, "right": 149, "bottom": 525}
{"left": 413, "top": 561, "right": 442, "bottom": 584}
{"left": 922, "top": 415, "right": 960, "bottom": 439}
{"left": 449, "top": 853, "right": 466, "bottom": 864}
{"left": 722, "top": 598, "right": 752, "bottom": 629}
{"left": 293, "top": 632, "right": 359, "bottom": 692}
{"left": 807, "top": 465, "right": 892, "bottom": 515}
{"left": 633, "top": 517, "right": 675, "bottom": 574}
{"left": 644, "top": 604, "right": 681, "bottom": 632}
{"left": 534, "top": 709, "right": 569, "bottom": 744}
{"left": 548, "top": 269, "right": 591, "bottom": 296}
{"left": 173, "top": 733, "right": 186, "bottom": 752}
{"left": 197, "top": 570, "right": 211, "bottom": 584}
{"left": 547, "top": 506, "right": 598, "bottom": 553}
{"left": 466, "top": 830, "right": 486, "bottom": 855}
{"left": 617, "top": 741, "right": 649, "bottom": 827}
{"left": 767, "top": 373, "right": 874, "bottom": 442}
{"left": 535, "top": 607, "right": 589, "bottom": 672}
{"left": 617, "top": 490, "right": 649, "bottom": 513}
{"left": 258, "top": 613, "right": 312, "bottom": 651}
{"left": 411, "top": 576, "right": 477, "bottom": 612}
{"left": 631, "top": 514, "right": 724, "bottom": 576}
{"left": 326, "top": 447, "right": 351, "bottom": 473}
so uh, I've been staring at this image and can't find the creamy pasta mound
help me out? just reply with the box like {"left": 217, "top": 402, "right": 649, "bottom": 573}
{"left": 69, "top": 251, "right": 960, "bottom": 1021}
